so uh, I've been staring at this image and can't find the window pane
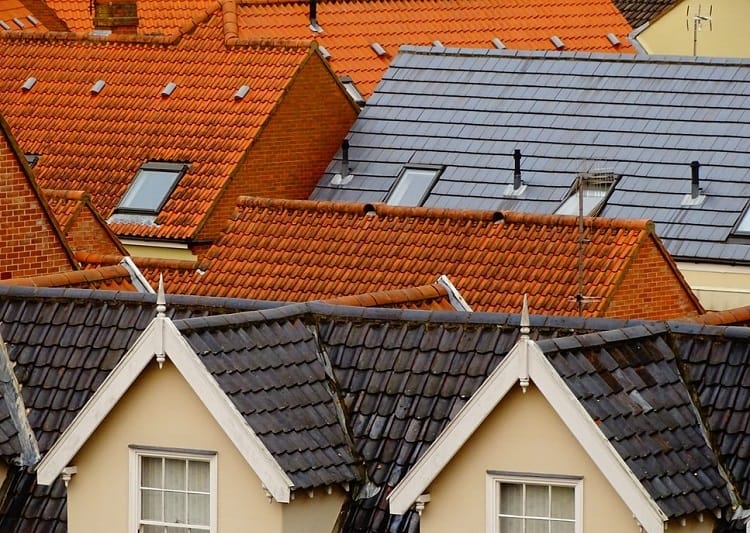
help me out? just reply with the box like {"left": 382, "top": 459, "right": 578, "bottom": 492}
{"left": 118, "top": 167, "right": 182, "bottom": 213}
{"left": 188, "top": 493, "right": 210, "bottom": 526}
{"left": 526, "top": 518, "right": 548, "bottom": 533}
{"left": 164, "top": 491, "right": 186, "bottom": 524}
{"left": 142, "top": 457, "right": 163, "bottom": 488}
{"left": 387, "top": 169, "right": 437, "bottom": 206}
{"left": 165, "top": 459, "right": 186, "bottom": 490}
{"left": 526, "top": 485, "right": 549, "bottom": 517}
{"left": 141, "top": 489, "right": 163, "bottom": 521}
{"left": 188, "top": 461, "right": 210, "bottom": 492}
{"left": 551, "top": 521, "right": 575, "bottom": 533}
{"left": 500, "top": 516, "right": 523, "bottom": 533}
{"left": 550, "top": 486, "right": 575, "bottom": 519}
{"left": 140, "top": 525, "right": 163, "bottom": 533}
{"left": 500, "top": 483, "right": 523, "bottom": 515}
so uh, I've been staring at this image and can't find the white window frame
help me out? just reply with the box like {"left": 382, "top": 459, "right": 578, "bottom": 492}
{"left": 555, "top": 173, "right": 617, "bottom": 217}
{"left": 129, "top": 445, "right": 218, "bottom": 533}
{"left": 385, "top": 166, "right": 441, "bottom": 206}
{"left": 485, "top": 471, "right": 583, "bottom": 533}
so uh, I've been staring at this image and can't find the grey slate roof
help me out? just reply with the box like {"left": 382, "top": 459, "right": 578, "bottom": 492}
{"left": 0, "top": 288, "right": 747, "bottom": 531}
{"left": 312, "top": 47, "right": 750, "bottom": 265}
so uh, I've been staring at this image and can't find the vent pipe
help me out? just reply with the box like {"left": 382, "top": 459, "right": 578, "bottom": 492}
{"left": 309, "top": 0, "right": 322, "bottom": 32}
{"left": 342, "top": 139, "right": 351, "bottom": 177}
{"left": 513, "top": 149, "right": 522, "bottom": 189}
{"left": 691, "top": 160, "right": 701, "bottom": 199}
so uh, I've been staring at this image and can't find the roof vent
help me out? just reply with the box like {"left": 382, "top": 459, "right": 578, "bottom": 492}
{"left": 606, "top": 32, "right": 621, "bottom": 46}
{"left": 161, "top": 82, "right": 177, "bottom": 97}
{"left": 234, "top": 85, "right": 250, "bottom": 100}
{"left": 550, "top": 35, "right": 565, "bottom": 49}
{"left": 12, "top": 17, "right": 24, "bottom": 28}
{"left": 432, "top": 40, "right": 444, "bottom": 48}
{"left": 681, "top": 160, "right": 706, "bottom": 206}
{"left": 491, "top": 37, "right": 506, "bottom": 49}
{"left": 370, "top": 42, "right": 387, "bottom": 57}
{"left": 90, "top": 28, "right": 112, "bottom": 37}
{"left": 0, "top": 20, "right": 10, "bottom": 30}
{"left": 27, "top": 15, "right": 40, "bottom": 26}
{"left": 21, "top": 77, "right": 36, "bottom": 92}
{"left": 363, "top": 203, "right": 376, "bottom": 216}
{"left": 308, "top": 0, "right": 323, "bottom": 32}
{"left": 504, "top": 149, "right": 527, "bottom": 196}
{"left": 90, "top": 79, "right": 106, "bottom": 94}
{"left": 318, "top": 45, "right": 331, "bottom": 60}
{"left": 331, "top": 139, "right": 355, "bottom": 185}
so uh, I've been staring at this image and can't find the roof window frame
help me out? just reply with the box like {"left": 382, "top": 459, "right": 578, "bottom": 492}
{"left": 385, "top": 165, "right": 442, "bottom": 207}
{"left": 555, "top": 172, "right": 619, "bottom": 217}
{"left": 115, "top": 161, "right": 188, "bottom": 216}
{"left": 732, "top": 201, "right": 750, "bottom": 237}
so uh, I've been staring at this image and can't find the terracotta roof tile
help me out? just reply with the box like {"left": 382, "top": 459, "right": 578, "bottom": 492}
{"left": 0, "top": 0, "right": 64, "bottom": 33}
{"left": 0, "top": 11, "right": 313, "bottom": 242}
{"left": 177, "top": 197, "right": 672, "bottom": 317}
{"left": 0, "top": 265, "right": 136, "bottom": 291}
{"left": 232, "top": 0, "right": 634, "bottom": 96}
{"left": 683, "top": 306, "right": 750, "bottom": 327}
{"left": 323, "top": 282, "right": 456, "bottom": 310}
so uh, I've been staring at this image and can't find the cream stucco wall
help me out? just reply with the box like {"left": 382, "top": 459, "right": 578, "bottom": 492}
{"left": 637, "top": 0, "right": 750, "bottom": 57}
{"left": 65, "top": 360, "right": 345, "bottom": 533}
{"left": 677, "top": 261, "right": 750, "bottom": 311}
{"left": 419, "top": 384, "right": 713, "bottom": 533}
{"left": 122, "top": 240, "right": 197, "bottom": 261}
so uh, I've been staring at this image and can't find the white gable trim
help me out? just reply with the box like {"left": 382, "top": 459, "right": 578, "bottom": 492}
{"left": 388, "top": 337, "right": 667, "bottom": 533}
{"left": 35, "top": 317, "right": 293, "bottom": 503}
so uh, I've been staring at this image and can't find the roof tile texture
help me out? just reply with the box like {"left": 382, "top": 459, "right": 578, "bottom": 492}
{"left": 181, "top": 197, "right": 699, "bottom": 318}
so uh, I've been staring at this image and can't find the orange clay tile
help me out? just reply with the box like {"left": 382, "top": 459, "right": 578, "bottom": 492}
{"left": 0, "top": 0, "right": 65, "bottom": 33}
{"left": 75, "top": 252, "right": 203, "bottom": 292}
{"left": 0, "top": 264, "right": 137, "bottom": 291}
{"left": 0, "top": 13, "right": 315, "bottom": 242}
{"left": 683, "top": 306, "right": 750, "bottom": 327}
{"left": 323, "top": 282, "right": 457, "bottom": 310}
{"left": 176, "top": 198, "right": 703, "bottom": 320}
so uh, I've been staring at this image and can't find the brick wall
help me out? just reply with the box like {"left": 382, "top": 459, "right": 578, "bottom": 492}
{"left": 65, "top": 206, "right": 124, "bottom": 256}
{"left": 196, "top": 52, "right": 359, "bottom": 243}
{"left": 0, "top": 136, "right": 74, "bottom": 279}
{"left": 604, "top": 238, "right": 700, "bottom": 320}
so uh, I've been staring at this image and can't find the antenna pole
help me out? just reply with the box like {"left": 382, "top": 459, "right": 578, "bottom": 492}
{"left": 577, "top": 174, "right": 585, "bottom": 316}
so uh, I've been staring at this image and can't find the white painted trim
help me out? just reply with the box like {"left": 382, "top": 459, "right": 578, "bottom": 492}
{"left": 119, "top": 256, "right": 156, "bottom": 294}
{"left": 120, "top": 238, "right": 189, "bottom": 250}
{"left": 388, "top": 338, "right": 666, "bottom": 533}
{"left": 36, "top": 317, "right": 293, "bottom": 503}
{"left": 437, "top": 275, "right": 473, "bottom": 312}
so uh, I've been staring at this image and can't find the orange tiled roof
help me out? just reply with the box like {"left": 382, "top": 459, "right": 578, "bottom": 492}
{"left": 685, "top": 306, "right": 750, "bottom": 327}
{"left": 0, "top": 265, "right": 137, "bottom": 291}
{"left": 0, "top": 8, "right": 313, "bottom": 242}
{"left": 323, "top": 282, "right": 457, "bottom": 310}
{"left": 0, "top": 0, "right": 66, "bottom": 33}
{"left": 176, "top": 197, "right": 678, "bottom": 317}
{"left": 232, "top": 0, "right": 635, "bottom": 96}
{"left": 76, "top": 252, "right": 202, "bottom": 292}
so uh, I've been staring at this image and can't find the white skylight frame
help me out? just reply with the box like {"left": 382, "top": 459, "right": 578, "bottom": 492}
{"left": 733, "top": 202, "right": 750, "bottom": 236}
{"left": 115, "top": 161, "right": 188, "bottom": 215}
{"left": 555, "top": 173, "right": 618, "bottom": 217}
{"left": 385, "top": 166, "right": 442, "bottom": 206}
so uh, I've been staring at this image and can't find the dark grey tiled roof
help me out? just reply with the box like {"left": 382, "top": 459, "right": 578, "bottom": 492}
{"left": 312, "top": 48, "right": 750, "bottom": 265}
{"left": 612, "top": 0, "right": 677, "bottom": 27}
{"left": 177, "top": 313, "right": 362, "bottom": 489}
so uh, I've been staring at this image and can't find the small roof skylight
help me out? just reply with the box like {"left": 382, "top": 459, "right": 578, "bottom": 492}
{"left": 734, "top": 204, "right": 750, "bottom": 235}
{"left": 234, "top": 84, "right": 250, "bottom": 100}
{"left": 90, "top": 79, "right": 106, "bottom": 95}
{"left": 12, "top": 18, "right": 24, "bottom": 28}
{"left": 386, "top": 167, "right": 441, "bottom": 206}
{"left": 160, "top": 82, "right": 177, "bottom": 97}
{"left": 21, "top": 77, "right": 36, "bottom": 91}
{"left": 555, "top": 172, "right": 617, "bottom": 216}
{"left": 115, "top": 161, "right": 188, "bottom": 215}
{"left": 550, "top": 35, "right": 565, "bottom": 49}
{"left": 370, "top": 42, "right": 387, "bottom": 57}
{"left": 27, "top": 15, "right": 40, "bottom": 26}
{"left": 0, "top": 20, "right": 10, "bottom": 31}
{"left": 491, "top": 37, "right": 506, "bottom": 49}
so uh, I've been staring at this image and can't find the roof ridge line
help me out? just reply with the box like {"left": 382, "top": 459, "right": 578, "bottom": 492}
{"left": 537, "top": 322, "right": 670, "bottom": 353}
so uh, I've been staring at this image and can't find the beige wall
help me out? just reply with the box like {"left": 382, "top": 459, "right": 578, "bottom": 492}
{"left": 666, "top": 513, "right": 716, "bottom": 532}
{"left": 65, "top": 360, "right": 283, "bottom": 532}
{"left": 638, "top": 0, "right": 750, "bottom": 57}
{"left": 419, "top": 384, "right": 712, "bottom": 533}
{"left": 122, "top": 241, "right": 196, "bottom": 261}
{"left": 677, "top": 262, "right": 750, "bottom": 311}
{"left": 283, "top": 486, "right": 347, "bottom": 533}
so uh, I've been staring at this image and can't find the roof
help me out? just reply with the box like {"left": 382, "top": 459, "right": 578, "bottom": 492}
{"left": 685, "top": 305, "right": 750, "bottom": 326}
{"left": 611, "top": 0, "right": 678, "bottom": 28}
{"left": 0, "top": 288, "right": 747, "bottom": 530}
{"left": 0, "top": 0, "right": 67, "bottom": 33}
{"left": 0, "top": 265, "right": 137, "bottom": 291}
{"left": 322, "top": 281, "right": 460, "bottom": 311}
{"left": 175, "top": 197, "right": 698, "bottom": 318}
{"left": 0, "top": 11, "right": 316, "bottom": 242}
{"left": 311, "top": 48, "right": 750, "bottom": 266}
{"left": 227, "top": 0, "right": 634, "bottom": 97}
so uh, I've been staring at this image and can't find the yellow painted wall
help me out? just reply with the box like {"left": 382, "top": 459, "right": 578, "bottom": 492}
{"left": 638, "top": 0, "right": 750, "bottom": 57}
{"left": 677, "top": 262, "right": 750, "bottom": 311}
{"left": 122, "top": 242, "right": 196, "bottom": 261}
{"left": 419, "top": 384, "right": 712, "bottom": 533}
{"left": 64, "top": 360, "right": 344, "bottom": 532}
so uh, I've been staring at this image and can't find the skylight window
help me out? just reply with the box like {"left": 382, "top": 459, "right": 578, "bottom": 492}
{"left": 115, "top": 162, "right": 187, "bottom": 215}
{"left": 734, "top": 204, "right": 750, "bottom": 235}
{"left": 385, "top": 167, "right": 441, "bottom": 206}
{"left": 555, "top": 172, "right": 617, "bottom": 216}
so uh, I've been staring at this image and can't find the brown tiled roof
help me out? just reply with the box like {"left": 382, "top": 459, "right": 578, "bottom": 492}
{"left": 611, "top": 0, "right": 678, "bottom": 28}
{"left": 0, "top": 9, "right": 315, "bottom": 242}
{"left": 0, "top": 264, "right": 136, "bottom": 291}
{"left": 323, "top": 282, "right": 457, "bottom": 310}
{"left": 176, "top": 197, "right": 695, "bottom": 318}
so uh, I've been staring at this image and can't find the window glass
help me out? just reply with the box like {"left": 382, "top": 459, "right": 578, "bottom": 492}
{"left": 736, "top": 209, "right": 750, "bottom": 234}
{"left": 492, "top": 477, "right": 578, "bottom": 533}
{"left": 117, "top": 163, "right": 186, "bottom": 214}
{"left": 555, "top": 174, "right": 615, "bottom": 216}
{"left": 386, "top": 168, "right": 439, "bottom": 206}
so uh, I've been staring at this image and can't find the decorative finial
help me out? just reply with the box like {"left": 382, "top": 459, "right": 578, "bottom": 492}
{"left": 520, "top": 294, "right": 530, "bottom": 337}
{"left": 156, "top": 274, "right": 166, "bottom": 318}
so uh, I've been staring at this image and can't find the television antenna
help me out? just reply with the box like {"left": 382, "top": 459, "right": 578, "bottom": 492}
{"left": 686, "top": 4, "right": 713, "bottom": 56}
